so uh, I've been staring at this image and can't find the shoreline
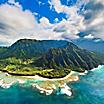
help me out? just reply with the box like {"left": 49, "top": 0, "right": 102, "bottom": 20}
{"left": 0, "top": 70, "right": 79, "bottom": 96}
{"left": 0, "top": 70, "right": 79, "bottom": 83}
{"left": 22, "top": 71, "right": 79, "bottom": 81}
{"left": 0, "top": 69, "right": 79, "bottom": 81}
{"left": 0, "top": 67, "right": 94, "bottom": 96}
{"left": 0, "top": 64, "right": 102, "bottom": 80}
{"left": 0, "top": 65, "right": 103, "bottom": 96}
{"left": 23, "top": 71, "right": 79, "bottom": 96}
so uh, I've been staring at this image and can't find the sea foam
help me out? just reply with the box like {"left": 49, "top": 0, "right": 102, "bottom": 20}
{"left": 91, "top": 65, "right": 104, "bottom": 72}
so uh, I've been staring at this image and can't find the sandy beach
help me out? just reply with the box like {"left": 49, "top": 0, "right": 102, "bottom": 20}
{"left": 0, "top": 70, "right": 81, "bottom": 96}
{"left": 22, "top": 71, "right": 79, "bottom": 81}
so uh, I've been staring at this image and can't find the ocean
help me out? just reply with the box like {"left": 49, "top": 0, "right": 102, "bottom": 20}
{"left": 0, "top": 65, "right": 104, "bottom": 104}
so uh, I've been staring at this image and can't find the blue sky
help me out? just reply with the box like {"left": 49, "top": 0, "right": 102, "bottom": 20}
{"left": 0, "top": 0, "right": 74, "bottom": 23}
{"left": 0, "top": 0, "right": 104, "bottom": 46}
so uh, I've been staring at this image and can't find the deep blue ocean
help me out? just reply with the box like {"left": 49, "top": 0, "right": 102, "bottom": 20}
{"left": 0, "top": 65, "right": 104, "bottom": 104}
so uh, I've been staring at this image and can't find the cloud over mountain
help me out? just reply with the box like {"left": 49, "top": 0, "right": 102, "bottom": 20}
{"left": 0, "top": 0, "right": 104, "bottom": 45}
{"left": 0, "top": 3, "right": 36, "bottom": 45}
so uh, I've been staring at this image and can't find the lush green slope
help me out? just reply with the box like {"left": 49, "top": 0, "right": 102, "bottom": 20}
{"left": 0, "top": 57, "right": 70, "bottom": 78}
{"left": 0, "top": 39, "right": 68, "bottom": 59}
{"left": 0, "top": 39, "right": 103, "bottom": 78}
{"left": 33, "top": 42, "right": 103, "bottom": 72}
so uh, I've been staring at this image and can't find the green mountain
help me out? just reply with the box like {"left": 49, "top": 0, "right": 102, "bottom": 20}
{"left": 0, "top": 39, "right": 103, "bottom": 78}
{"left": 33, "top": 42, "right": 103, "bottom": 72}
{"left": 0, "top": 39, "right": 68, "bottom": 59}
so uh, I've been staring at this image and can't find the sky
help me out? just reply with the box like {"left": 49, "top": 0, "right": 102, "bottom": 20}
{"left": 0, "top": 0, "right": 104, "bottom": 46}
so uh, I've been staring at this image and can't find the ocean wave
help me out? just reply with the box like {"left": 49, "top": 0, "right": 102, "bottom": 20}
{"left": 56, "top": 83, "right": 72, "bottom": 97}
{"left": 0, "top": 79, "right": 15, "bottom": 89}
{"left": 91, "top": 65, "right": 104, "bottom": 72}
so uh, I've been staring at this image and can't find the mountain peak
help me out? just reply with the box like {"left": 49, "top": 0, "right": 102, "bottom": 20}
{"left": 1, "top": 39, "right": 69, "bottom": 59}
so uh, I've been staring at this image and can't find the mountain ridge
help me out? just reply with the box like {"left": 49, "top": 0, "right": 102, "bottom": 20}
{"left": 0, "top": 39, "right": 69, "bottom": 59}
{"left": 33, "top": 42, "right": 103, "bottom": 71}
{"left": 0, "top": 39, "right": 103, "bottom": 78}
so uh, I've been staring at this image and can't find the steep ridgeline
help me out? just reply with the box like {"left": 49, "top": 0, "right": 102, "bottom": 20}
{"left": 33, "top": 42, "right": 103, "bottom": 72}
{"left": 0, "top": 39, "right": 103, "bottom": 73}
{"left": 0, "top": 39, "right": 69, "bottom": 59}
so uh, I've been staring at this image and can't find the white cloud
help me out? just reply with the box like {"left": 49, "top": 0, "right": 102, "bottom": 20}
{"left": 8, "top": 0, "right": 15, "bottom": 4}
{"left": 0, "top": 3, "right": 76, "bottom": 45}
{"left": 1, "top": 0, "right": 104, "bottom": 46}
{"left": 94, "top": 39, "right": 101, "bottom": 42}
{"left": 0, "top": 4, "right": 37, "bottom": 44}
{"left": 36, "top": 0, "right": 104, "bottom": 41}
{"left": 54, "top": 18, "right": 85, "bottom": 40}
{"left": 84, "top": 34, "right": 94, "bottom": 39}
{"left": 39, "top": 17, "right": 52, "bottom": 28}
{"left": 83, "top": 0, "right": 104, "bottom": 39}
{"left": 49, "top": 0, "right": 87, "bottom": 39}
{"left": 51, "top": 0, "right": 78, "bottom": 17}
{"left": 61, "top": 33, "right": 80, "bottom": 40}
{"left": 54, "top": 18, "right": 59, "bottom": 23}
{"left": 0, "top": 3, "right": 64, "bottom": 45}
{"left": 50, "top": 0, "right": 104, "bottom": 40}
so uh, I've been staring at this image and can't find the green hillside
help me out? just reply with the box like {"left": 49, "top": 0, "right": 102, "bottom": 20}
{"left": 33, "top": 42, "right": 103, "bottom": 72}
{"left": 0, "top": 39, "right": 103, "bottom": 78}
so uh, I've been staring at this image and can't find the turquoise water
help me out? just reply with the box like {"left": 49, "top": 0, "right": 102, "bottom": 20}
{"left": 0, "top": 65, "right": 104, "bottom": 104}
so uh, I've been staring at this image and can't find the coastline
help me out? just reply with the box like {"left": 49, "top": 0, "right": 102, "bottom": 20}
{"left": 0, "top": 65, "right": 102, "bottom": 83}
{"left": 23, "top": 71, "right": 79, "bottom": 96}
{"left": 0, "top": 70, "right": 79, "bottom": 96}
{"left": 0, "top": 65, "right": 98, "bottom": 96}
{"left": 0, "top": 69, "right": 79, "bottom": 82}
{"left": 22, "top": 71, "right": 79, "bottom": 81}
